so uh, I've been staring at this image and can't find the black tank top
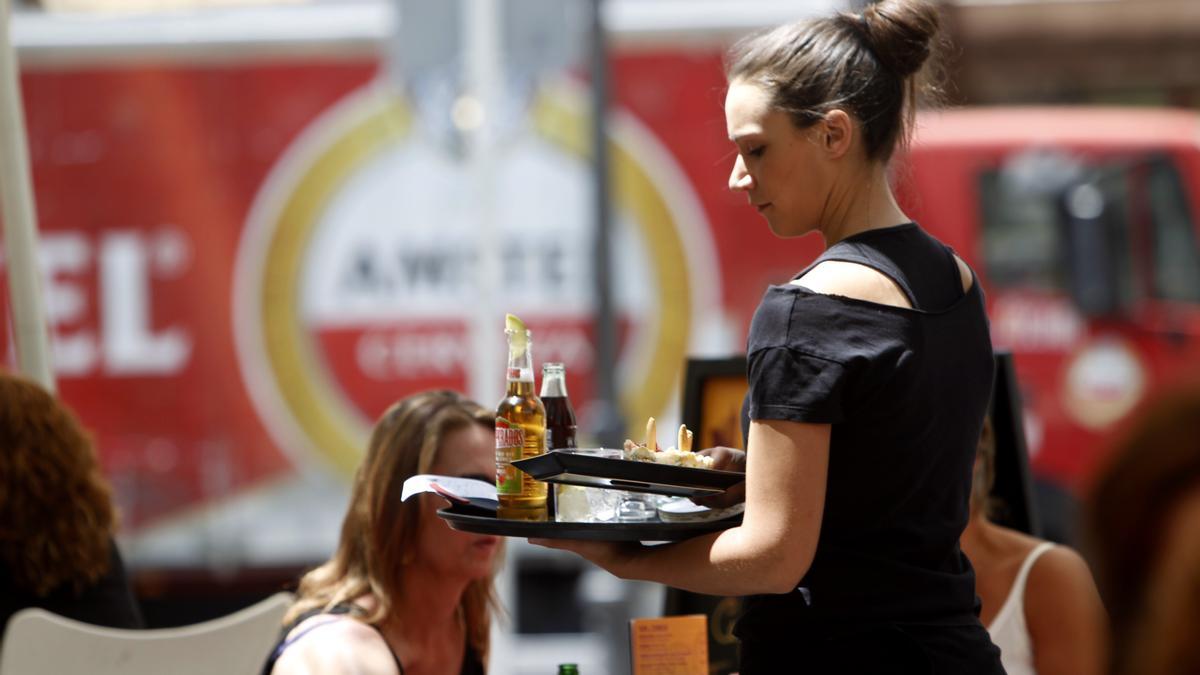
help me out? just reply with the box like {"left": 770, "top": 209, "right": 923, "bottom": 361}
{"left": 260, "top": 603, "right": 484, "bottom": 675}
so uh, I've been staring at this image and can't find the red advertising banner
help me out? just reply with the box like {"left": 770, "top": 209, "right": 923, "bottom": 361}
{"left": 9, "top": 25, "right": 1199, "bottom": 564}
{"left": 2, "top": 52, "right": 820, "bottom": 555}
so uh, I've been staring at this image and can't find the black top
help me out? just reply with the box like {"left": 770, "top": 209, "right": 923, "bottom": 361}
{"left": 735, "top": 224, "right": 1000, "bottom": 668}
{"left": 260, "top": 603, "right": 484, "bottom": 675}
{"left": 0, "top": 538, "right": 143, "bottom": 633}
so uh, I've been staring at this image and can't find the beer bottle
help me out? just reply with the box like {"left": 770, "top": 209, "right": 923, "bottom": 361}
{"left": 496, "top": 314, "right": 548, "bottom": 521}
{"left": 540, "top": 362, "right": 577, "bottom": 452}
{"left": 557, "top": 665, "right": 580, "bottom": 675}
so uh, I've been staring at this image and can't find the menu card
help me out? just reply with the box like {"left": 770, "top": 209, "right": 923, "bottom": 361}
{"left": 629, "top": 614, "right": 709, "bottom": 675}
{"left": 401, "top": 475, "right": 498, "bottom": 515}
{"left": 401, "top": 474, "right": 495, "bottom": 501}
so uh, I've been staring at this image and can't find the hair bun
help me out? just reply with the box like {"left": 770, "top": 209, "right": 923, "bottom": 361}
{"left": 859, "top": 0, "right": 941, "bottom": 78}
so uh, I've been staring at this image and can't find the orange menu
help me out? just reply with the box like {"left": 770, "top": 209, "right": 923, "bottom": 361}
{"left": 629, "top": 614, "right": 709, "bottom": 675}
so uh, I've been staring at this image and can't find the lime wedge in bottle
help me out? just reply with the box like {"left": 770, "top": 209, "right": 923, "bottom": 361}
{"left": 505, "top": 313, "right": 528, "bottom": 356}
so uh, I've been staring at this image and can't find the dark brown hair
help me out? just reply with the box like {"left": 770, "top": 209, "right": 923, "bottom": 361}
{"left": 0, "top": 372, "right": 116, "bottom": 597}
{"left": 286, "top": 390, "right": 499, "bottom": 661}
{"left": 725, "top": 0, "right": 941, "bottom": 161}
{"left": 1084, "top": 384, "right": 1200, "bottom": 675}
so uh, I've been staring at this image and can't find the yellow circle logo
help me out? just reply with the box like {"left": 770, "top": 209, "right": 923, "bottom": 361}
{"left": 235, "top": 81, "right": 717, "bottom": 476}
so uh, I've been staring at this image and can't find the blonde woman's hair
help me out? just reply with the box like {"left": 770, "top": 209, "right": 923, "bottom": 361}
{"left": 970, "top": 415, "right": 998, "bottom": 518}
{"left": 285, "top": 390, "right": 499, "bottom": 660}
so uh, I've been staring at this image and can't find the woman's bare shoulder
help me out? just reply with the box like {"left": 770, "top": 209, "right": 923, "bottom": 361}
{"left": 792, "top": 253, "right": 974, "bottom": 306}
{"left": 271, "top": 614, "right": 398, "bottom": 675}
{"left": 1027, "top": 545, "right": 1098, "bottom": 595}
{"left": 792, "top": 260, "right": 912, "bottom": 309}
{"left": 1023, "top": 544, "right": 1107, "bottom": 674}
{"left": 1024, "top": 543, "right": 1105, "bottom": 630}
{"left": 953, "top": 255, "right": 974, "bottom": 293}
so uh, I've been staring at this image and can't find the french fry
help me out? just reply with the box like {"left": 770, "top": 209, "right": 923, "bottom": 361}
{"left": 624, "top": 419, "right": 712, "bottom": 468}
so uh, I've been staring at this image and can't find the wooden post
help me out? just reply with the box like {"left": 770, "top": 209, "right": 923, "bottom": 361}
{"left": 0, "top": 0, "right": 55, "bottom": 391}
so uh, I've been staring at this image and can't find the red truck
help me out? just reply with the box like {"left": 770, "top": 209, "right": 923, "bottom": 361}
{"left": 902, "top": 107, "right": 1200, "bottom": 506}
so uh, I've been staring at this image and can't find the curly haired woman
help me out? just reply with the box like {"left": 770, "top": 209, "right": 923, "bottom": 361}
{"left": 0, "top": 372, "right": 142, "bottom": 634}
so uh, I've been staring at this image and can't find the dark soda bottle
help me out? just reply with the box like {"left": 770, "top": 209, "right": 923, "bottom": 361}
{"left": 540, "top": 362, "right": 577, "bottom": 451}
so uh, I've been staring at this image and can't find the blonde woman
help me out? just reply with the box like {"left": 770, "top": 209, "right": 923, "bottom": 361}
{"left": 264, "top": 391, "right": 501, "bottom": 675}
{"left": 960, "top": 418, "right": 1106, "bottom": 675}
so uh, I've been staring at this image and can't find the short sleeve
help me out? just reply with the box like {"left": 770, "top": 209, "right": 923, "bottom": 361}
{"left": 747, "top": 346, "right": 848, "bottom": 425}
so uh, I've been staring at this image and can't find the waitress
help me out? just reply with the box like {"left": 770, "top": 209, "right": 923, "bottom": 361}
{"left": 532, "top": 0, "right": 1005, "bottom": 672}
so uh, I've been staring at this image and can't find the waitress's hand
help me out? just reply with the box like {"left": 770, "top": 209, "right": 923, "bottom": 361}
{"left": 527, "top": 539, "right": 640, "bottom": 573}
{"left": 693, "top": 446, "right": 746, "bottom": 509}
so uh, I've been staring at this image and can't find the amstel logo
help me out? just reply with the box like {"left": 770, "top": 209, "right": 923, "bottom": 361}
{"left": 234, "top": 80, "right": 718, "bottom": 477}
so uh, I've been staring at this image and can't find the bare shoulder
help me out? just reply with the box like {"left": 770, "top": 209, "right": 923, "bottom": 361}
{"left": 791, "top": 252, "right": 974, "bottom": 307}
{"left": 1024, "top": 544, "right": 1105, "bottom": 632}
{"left": 953, "top": 254, "right": 974, "bottom": 293}
{"left": 271, "top": 615, "right": 398, "bottom": 675}
{"left": 1028, "top": 545, "right": 1096, "bottom": 590}
{"left": 792, "top": 260, "right": 911, "bottom": 309}
{"left": 1024, "top": 545, "right": 1107, "bottom": 674}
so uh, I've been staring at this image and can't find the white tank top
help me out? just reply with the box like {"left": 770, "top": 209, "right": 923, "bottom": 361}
{"left": 987, "top": 541, "right": 1056, "bottom": 675}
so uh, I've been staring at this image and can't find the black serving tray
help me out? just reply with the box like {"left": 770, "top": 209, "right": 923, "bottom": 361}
{"left": 438, "top": 506, "right": 740, "bottom": 542}
{"left": 512, "top": 450, "right": 744, "bottom": 498}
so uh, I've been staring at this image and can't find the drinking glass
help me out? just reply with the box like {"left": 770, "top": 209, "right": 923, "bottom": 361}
{"left": 553, "top": 448, "right": 623, "bottom": 523}
{"left": 616, "top": 491, "right": 659, "bottom": 522}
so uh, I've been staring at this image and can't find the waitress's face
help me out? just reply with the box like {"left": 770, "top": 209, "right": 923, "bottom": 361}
{"left": 725, "top": 80, "right": 831, "bottom": 238}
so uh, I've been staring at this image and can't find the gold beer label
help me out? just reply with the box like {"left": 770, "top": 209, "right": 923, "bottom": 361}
{"left": 495, "top": 417, "right": 525, "bottom": 495}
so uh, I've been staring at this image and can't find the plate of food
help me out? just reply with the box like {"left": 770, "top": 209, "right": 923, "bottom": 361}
{"left": 513, "top": 418, "right": 745, "bottom": 498}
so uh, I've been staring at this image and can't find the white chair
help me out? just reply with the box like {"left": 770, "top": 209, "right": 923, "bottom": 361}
{"left": 0, "top": 590, "right": 292, "bottom": 675}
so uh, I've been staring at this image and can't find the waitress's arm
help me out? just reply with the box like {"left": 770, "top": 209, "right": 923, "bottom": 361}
{"left": 532, "top": 418, "right": 829, "bottom": 596}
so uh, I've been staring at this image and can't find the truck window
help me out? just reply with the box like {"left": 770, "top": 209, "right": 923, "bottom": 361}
{"left": 1146, "top": 159, "right": 1200, "bottom": 303}
{"left": 979, "top": 157, "right": 1136, "bottom": 308}
{"left": 979, "top": 170, "right": 1065, "bottom": 291}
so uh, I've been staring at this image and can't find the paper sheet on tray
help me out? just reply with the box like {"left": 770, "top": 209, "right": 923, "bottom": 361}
{"left": 402, "top": 474, "right": 497, "bottom": 503}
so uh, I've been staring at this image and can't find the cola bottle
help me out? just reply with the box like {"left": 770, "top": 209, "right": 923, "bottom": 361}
{"left": 540, "top": 362, "right": 577, "bottom": 452}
